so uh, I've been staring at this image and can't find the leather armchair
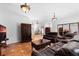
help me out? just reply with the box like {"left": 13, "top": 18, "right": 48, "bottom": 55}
{"left": 43, "top": 32, "right": 58, "bottom": 43}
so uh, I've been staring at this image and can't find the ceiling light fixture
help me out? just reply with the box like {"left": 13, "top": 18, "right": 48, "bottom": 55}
{"left": 52, "top": 12, "right": 56, "bottom": 21}
{"left": 20, "top": 3, "right": 30, "bottom": 13}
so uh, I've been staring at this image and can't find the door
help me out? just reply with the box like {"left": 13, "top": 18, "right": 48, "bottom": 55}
{"left": 21, "top": 23, "right": 31, "bottom": 42}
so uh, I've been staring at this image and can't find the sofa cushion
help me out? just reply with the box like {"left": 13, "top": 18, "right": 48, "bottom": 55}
{"left": 55, "top": 48, "right": 74, "bottom": 56}
{"left": 32, "top": 47, "right": 55, "bottom": 56}
{"left": 71, "top": 35, "right": 79, "bottom": 41}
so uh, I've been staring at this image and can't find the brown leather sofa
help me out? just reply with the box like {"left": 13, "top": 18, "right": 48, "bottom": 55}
{"left": 43, "top": 32, "right": 58, "bottom": 43}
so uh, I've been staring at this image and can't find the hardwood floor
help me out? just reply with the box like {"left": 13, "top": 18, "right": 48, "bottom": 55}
{"left": 1, "top": 42, "right": 32, "bottom": 56}
{"left": 1, "top": 35, "right": 43, "bottom": 56}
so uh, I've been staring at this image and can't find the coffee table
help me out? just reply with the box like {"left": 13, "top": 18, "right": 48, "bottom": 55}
{"left": 32, "top": 39, "right": 51, "bottom": 50}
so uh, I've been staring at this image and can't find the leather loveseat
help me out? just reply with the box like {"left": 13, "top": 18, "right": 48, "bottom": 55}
{"left": 43, "top": 32, "right": 58, "bottom": 43}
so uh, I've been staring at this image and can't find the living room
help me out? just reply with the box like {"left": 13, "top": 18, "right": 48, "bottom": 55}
{"left": 0, "top": 3, "right": 79, "bottom": 56}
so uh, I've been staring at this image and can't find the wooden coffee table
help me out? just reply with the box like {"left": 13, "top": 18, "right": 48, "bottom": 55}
{"left": 32, "top": 39, "right": 51, "bottom": 50}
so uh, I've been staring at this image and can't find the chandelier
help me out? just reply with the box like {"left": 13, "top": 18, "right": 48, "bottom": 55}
{"left": 52, "top": 12, "right": 56, "bottom": 21}
{"left": 20, "top": 3, "right": 30, "bottom": 13}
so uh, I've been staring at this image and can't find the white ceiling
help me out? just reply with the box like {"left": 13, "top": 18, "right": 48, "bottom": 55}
{"left": 1, "top": 3, "right": 79, "bottom": 25}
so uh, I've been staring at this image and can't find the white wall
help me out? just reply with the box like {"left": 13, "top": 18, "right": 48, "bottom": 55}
{"left": 0, "top": 3, "right": 31, "bottom": 44}
{"left": 28, "top": 3, "right": 79, "bottom": 32}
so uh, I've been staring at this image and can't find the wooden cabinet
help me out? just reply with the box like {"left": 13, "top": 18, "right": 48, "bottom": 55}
{"left": 21, "top": 23, "right": 32, "bottom": 42}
